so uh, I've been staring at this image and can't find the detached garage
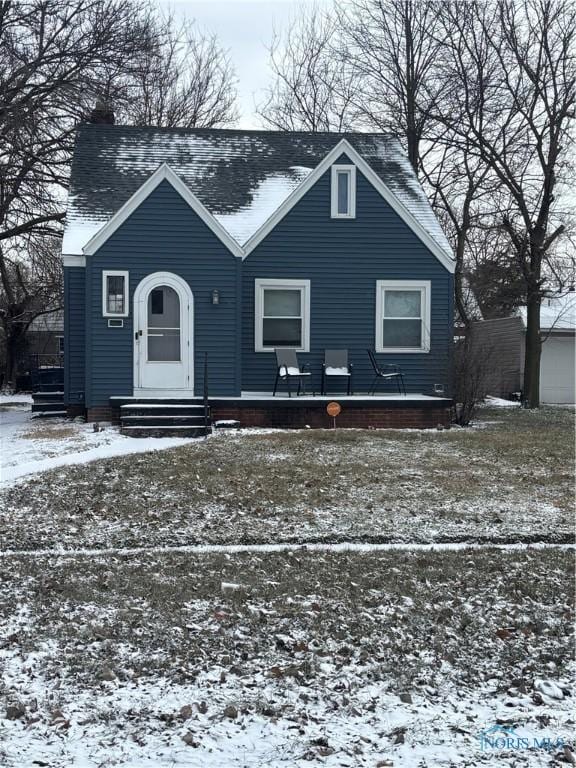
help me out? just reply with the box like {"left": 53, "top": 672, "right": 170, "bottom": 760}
{"left": 523, "top": 296, "right": 575, "bottom": 404}
{"left": 539, "top": 336, "right": 575, "bottom": 404}
{"left": 471, "top": 293, "right": 575, "bottom": 405}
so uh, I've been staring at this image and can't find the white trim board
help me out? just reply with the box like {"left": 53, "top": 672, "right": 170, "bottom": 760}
{"left": 83, "top": 164, "right": 244, "bottom": 259}
{"left": 62, "top": 254, "right": 86, "bottom": 267}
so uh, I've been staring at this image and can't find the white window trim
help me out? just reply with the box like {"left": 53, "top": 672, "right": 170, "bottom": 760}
{"left": 331, "top": 165, "right": 356, "bottom": 219}
{"left": 376, "top": 280, "right": 431, "bottom": 353}
{"left": 102, "top": 270, "right": 129, "bottom": 317}
{"left": 255, "top": 278, "right": 310, "bottom": 353}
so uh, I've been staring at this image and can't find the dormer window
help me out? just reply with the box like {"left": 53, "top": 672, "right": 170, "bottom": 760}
{"left": 331, "top": 165, "right": 356, "bottom": 219}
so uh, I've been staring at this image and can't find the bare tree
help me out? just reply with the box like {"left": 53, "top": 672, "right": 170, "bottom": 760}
{"left": 120, "top": 17, "right": 238, "bottom": 128}
{"left": 0, "top": 0, "right": 160, "bottom": 246}
{"left": 465, "top": 229, "right": 527, "bottom": 319}
{"left": 0, "top": 0, "right": 162, "bottom": 385}
{"left": 452, "top": 330, "right": 495, "bottom": 426}
{"left": 438, "top": 0, "right": 575, "bottom": 408}
{"left": 0, "top": 1, "right": 240, "bottom": 384}
{"left": 258, "top": 4, "right": 359, "bottom": 131}
{"left": 0, "top": 237, "right": 63, "bottom": 387}
{"left": 422, "top": 137, "right": 496, "bottom": 326}
{"left": 337, "top": 0, "right": 447, "bottom": 171}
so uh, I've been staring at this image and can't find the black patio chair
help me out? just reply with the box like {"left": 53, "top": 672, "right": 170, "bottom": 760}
{"left": 366, "top": 350, "right": 406, "bottom": 396}
{"left": 273, "top": 349, "right": 311, "bottom": 397}
{"left": 321, "top": 349, "right": 353, "bottom": 395}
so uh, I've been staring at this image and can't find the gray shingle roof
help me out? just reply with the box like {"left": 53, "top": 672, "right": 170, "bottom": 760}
{"left": 62, "top": 124, "right": 453, "bottom": 258}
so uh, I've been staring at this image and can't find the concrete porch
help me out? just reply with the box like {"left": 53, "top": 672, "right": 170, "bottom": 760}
{"left": 101, "top": 392, "right": 453, "bottom": 435}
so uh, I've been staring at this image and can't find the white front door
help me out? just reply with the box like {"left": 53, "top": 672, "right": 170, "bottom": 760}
{"left": 134, "top": 272, "right": 194, "bottom": 395}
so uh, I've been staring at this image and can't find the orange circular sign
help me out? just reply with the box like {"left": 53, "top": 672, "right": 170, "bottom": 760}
{"left": 326, "top": 402, "right": 342, "bottom": 417}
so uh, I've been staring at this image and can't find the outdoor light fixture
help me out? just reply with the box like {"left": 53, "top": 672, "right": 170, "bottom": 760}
{"left": 211, "top": 289, "right": 220, "bottom": 305}
{"left": 434, "top": 384, "right": 445, "bottom": 395}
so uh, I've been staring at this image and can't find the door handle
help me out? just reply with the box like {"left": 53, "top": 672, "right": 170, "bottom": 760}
{"left": 135, "top": 330, "right": 142, "bottom": 340}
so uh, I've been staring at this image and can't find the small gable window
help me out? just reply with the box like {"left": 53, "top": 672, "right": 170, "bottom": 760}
{"left": 255, "top": 279, "right": 310, "bottom": 352}
{"left": 331, "top": 165, "right": 356, "bottom": 219}
{"left": 103, "top": 270, "right": 129, "bottom": 317}
{"left": 376, "top": 280, "right": 431, "bottom": 353}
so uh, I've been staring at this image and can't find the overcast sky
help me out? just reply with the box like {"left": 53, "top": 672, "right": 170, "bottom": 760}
{"left": 157, "top": 0, "right": 332, "bottom": 129}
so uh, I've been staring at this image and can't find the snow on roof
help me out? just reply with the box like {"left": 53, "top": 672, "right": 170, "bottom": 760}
{"left": 518, "top": 293, "right": 576, "bottom": 331}
{"left": 214, "top": 166, "right": 312, "bottom": 244}
{"left": 62, "top": 209, "right": 106, "bottom": 256}
{"left": 63, "top": 125, "right": 453, "bottom": 259}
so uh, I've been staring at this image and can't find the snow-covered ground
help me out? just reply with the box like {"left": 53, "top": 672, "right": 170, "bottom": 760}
{"left": 0, "top": 393, "right": 33, "bottom": 405}
{"left": 482, "top": 395, "right": 521, "bottom": 407}
{"left": 0, "top": 404, "right": 573, "bottom": 766}
{"left": 0, "top": 547, "right": 573, "bottom": 768}
{"left": 2, "top": 668, "right": 571, "bottom": 767}
{"left": 0, "top": 403, "right": 198, "bottom": 486}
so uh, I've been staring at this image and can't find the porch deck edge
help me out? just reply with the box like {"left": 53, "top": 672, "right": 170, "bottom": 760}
{"left": 110, "top": 394, "right": 453, "bottom": 410}
{"left": 209, "top": 396, "right": 453, "bottom": 410}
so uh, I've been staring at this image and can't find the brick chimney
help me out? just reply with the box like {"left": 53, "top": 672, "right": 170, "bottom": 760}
{"left": 89, "top": 99, "right": 115, "bottom": 125}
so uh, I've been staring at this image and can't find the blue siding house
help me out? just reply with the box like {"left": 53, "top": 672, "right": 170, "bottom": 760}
{"left": 62, "top": 125, "right": 454, "bottom": 430}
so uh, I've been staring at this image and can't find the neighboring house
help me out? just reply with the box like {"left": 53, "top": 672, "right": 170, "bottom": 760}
{"left": 27, "top": 310, "right": 64, "bottom": 362}
{"left": 62, "top": 124, "right": 455, "bottom": 428}
{"left": 0, "top": 309, "right": 63, "bottom": 390}
{"left": 471, "top": 293, "right": 576, "bottom": 404}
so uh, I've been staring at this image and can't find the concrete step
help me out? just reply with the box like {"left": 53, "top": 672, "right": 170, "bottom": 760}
{"left": 121, "top": 415, "right": 208, "bottom": 427}
{"left": 111, "top": 397, "right": 204, "bottom": 407}
{"left": 121, "top": 425, "right": 209, "bottom": 438}
{"left": 31, "top": 410, "right": 67, "bottom": 419}
{"left": 31, "top": 401, "right": 65, "bottom": 413}
{"left": 32, "top": 382, "right": 64, "bottom": 393}
{"left": 33, "top": 391, "right": 64, "bottom": 402}
{"left": 121, "top": 404, "right": 208, "bottom": 418}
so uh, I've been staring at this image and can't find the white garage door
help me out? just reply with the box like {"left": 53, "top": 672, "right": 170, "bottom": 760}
{"left": 540, "top": 336, "right": 575, "bottom": 404}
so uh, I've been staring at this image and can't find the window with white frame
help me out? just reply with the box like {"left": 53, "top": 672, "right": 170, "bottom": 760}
{"left": 376, "top": 280, "right": 431, "bottom": 353}
{"left": 255, "top": 279, "right": 310, "bottom": 352}
{"left": 331, "top": 165, "right": 356, "bottom": 218}
{"left": 102, "top": 270, "right": 129, "bottom": 317}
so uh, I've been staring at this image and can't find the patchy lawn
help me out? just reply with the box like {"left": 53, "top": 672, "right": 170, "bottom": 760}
{"left": 0, "top": 546, "right": 573, "bottom": 767}
{"left": 1, "top": 406, "right": 574, "bottom": 765}
{"left": 1, "top": 407, "right": 573, "bottom": 551}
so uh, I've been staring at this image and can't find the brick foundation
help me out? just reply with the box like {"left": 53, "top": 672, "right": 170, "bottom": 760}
{"left": 87, "top": 406, "right": 119, "bottom": 423}
{"left": 211, "top": 404, "right": 451, "bottom": 430}
{"left": 66, "top": 404, "right": 86, "bottom": 419}
{"left": 100, "top": 396, "right": 452, "bottom": 430}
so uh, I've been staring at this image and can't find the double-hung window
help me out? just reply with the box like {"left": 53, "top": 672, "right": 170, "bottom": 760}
{"left": 102, "top": 271, "right": 129, "bottom": 317}
{"left": 376, "top": 280, "right": 431, "bottom": 353}
{"left": 331, "top": 165, "right": 356, "bottom": 218}
{"left": 255, "top": 279, "right": 310, "bottom": 352}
